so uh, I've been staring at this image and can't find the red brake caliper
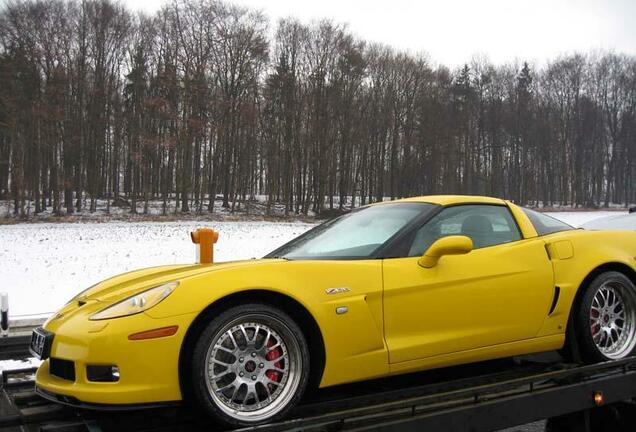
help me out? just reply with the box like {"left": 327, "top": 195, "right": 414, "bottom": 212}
{"left": 265, "top": 339, "right": 283, "bottom": 386}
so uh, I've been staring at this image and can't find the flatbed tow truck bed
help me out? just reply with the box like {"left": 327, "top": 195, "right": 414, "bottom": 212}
{"left": 1, "top": 336, "right": 636, "bottom": 431}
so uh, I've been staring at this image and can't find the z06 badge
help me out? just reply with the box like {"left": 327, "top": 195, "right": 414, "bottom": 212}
{"left": 325, "top": 287, "right": 350, "bottom": 295}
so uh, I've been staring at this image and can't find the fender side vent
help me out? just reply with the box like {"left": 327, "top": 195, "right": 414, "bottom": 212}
{"left": 548, "top": 286, "right": 561, "bottom": 316}
{"left": 544, "top": 244, "right": 553, "bottom": 260}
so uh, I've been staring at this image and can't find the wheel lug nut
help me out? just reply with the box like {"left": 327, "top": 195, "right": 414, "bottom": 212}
{"left": 251, "top": 352, "right": 256, "bottom": 357}
{"left": 259, "top": 363, "right": 264, "bottom": 368}
{"left": 239, "top": 357, "right": 244, "bottom": 362}
{"left": 239, "top": 372, "right": 244, "bottom": 377}
{"left": 251, "top": 375, "right": 257, "bottom": 380}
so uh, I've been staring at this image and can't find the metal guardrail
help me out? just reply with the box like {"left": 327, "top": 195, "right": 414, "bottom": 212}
{"left": 0, "top": 335, "right": 32, "bottom": 361}
{"left": 0, "top": 318, "right": 46, "bottom": 360}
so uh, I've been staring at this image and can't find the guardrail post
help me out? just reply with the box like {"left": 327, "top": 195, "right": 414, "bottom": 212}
{"left": 1, "top": 292, "right": 8, "bottom": 337}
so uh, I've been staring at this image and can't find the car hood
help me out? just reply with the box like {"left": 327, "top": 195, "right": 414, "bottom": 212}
{"left": 75, "top": 259, "right": 283, "bottom": 304}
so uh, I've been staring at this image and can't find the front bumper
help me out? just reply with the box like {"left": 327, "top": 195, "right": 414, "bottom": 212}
{"left": 35, "top": 386, "right": 179, "bottom": 410}
{"left": 35, "top": 311, "right": 197, "bottom": 406}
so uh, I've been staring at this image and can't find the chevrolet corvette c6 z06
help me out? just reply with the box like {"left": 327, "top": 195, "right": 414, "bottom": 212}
{"left": 32, "top": 195, "right": 636, "bottom": 427}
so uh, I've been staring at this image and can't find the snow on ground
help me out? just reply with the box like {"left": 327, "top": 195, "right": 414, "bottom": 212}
{"left": 0, "top": 211, "right": 626, "bottom": 318}
{"left": 1, "top": 221, "right": 314, "bottom": 317}
{"left": 547, "top": 211, "right": 621, "bottom": 227}
{"left": 0, "top": 357, "right": 41, "bottom": 372}
{"left": 0, "top": 196, "right": 321, "bottom": 221}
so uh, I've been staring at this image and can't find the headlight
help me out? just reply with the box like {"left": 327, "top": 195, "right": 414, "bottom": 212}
{"left": 90, "top": 282, "right": 178, "bottom": 321}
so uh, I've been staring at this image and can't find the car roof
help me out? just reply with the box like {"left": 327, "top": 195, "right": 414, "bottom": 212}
{"left": 391, "top": 195, "right": 507, "bottom": 206}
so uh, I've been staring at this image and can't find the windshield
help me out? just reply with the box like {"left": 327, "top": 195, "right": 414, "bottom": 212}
{"left": 267, "top": 202, "right": 435, "bottom": 260}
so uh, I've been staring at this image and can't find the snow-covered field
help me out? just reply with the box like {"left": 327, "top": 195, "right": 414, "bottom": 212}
{"left": 1, "top": 221, "right": 313, "bottom": 317}
{"left": 547, "top": 211, "right": 620, "bottom": 227}
{"left": 0, "top": 211, "right": 626, "bottom": 318}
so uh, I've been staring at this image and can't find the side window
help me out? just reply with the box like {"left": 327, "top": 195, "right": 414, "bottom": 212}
{"left": 408, "top": 205, "right": 522, "bottom": 256}
{"left": 521, "top": 208, "right": 574, "bottom": 236}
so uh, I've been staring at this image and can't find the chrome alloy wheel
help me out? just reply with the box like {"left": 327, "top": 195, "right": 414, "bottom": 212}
{"left": 204, "top": 315, "right": 302, "bottom": 422}
{"left": 590, "top": 281, "right": 636, "bottom": 359}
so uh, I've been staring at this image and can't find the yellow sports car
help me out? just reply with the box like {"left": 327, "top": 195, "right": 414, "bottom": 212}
{"left": 32, "top": 195, "right": 636, "bottom": 426}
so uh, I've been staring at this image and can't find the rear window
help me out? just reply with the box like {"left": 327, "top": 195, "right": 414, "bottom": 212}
{"left": 522, "top": 208, "right": 574, "bottom": 236}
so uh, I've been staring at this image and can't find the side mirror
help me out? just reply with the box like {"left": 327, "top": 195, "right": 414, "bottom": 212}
{"left": 418, "top": 235, "right": 473, "bottom": 268}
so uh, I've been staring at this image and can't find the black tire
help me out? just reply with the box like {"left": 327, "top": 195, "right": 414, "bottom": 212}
{"left": 572, "top": 271, "right": 636, "bottom": 363}
{"left": 189, "top": 303, "right": 310, "bottom": 427}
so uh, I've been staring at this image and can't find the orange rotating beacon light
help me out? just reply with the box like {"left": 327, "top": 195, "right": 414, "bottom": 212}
{"left": 190, "top": 228, "right": 219, "bottom": 264}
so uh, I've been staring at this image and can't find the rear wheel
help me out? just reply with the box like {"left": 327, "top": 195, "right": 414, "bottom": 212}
{"left": 190, "top": 303, "right": 309, "bottom": 427}
{"left": 574, "top": 271, "right": 636, "bottom": 362}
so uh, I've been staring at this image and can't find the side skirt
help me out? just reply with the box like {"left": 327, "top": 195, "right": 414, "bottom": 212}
{"left": 389, "top": 334, "right": 564, "bottom": 375}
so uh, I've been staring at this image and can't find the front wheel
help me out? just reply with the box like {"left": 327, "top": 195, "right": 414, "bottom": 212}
{"left": 190, "top": 303, "right": 309, "bottom": 427}
{"left": 575, "top": 271, "right": 636, "bottom": 362}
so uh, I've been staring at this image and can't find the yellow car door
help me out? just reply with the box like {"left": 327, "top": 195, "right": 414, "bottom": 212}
{"left": 382, "top": 204, "right": 554, "bottom": 364}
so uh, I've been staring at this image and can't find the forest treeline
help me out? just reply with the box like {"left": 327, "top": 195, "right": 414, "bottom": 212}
{"left": 1, "top": 0, "right": 635, "bottom": 217}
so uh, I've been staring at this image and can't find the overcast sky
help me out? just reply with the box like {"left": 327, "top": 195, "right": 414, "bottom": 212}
{"left": 129, "top": 0, "right": 636, "bottom": 67}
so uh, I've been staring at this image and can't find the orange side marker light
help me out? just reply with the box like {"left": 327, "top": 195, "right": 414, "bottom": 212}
{"left": 191, "top": 228, "right": 219, "bottom": 264}
{"left": 128, "top": 326, "right": 179, "bottom": 341}
{"left": 593, "top": 391, "right": 605, "bottom": 406}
